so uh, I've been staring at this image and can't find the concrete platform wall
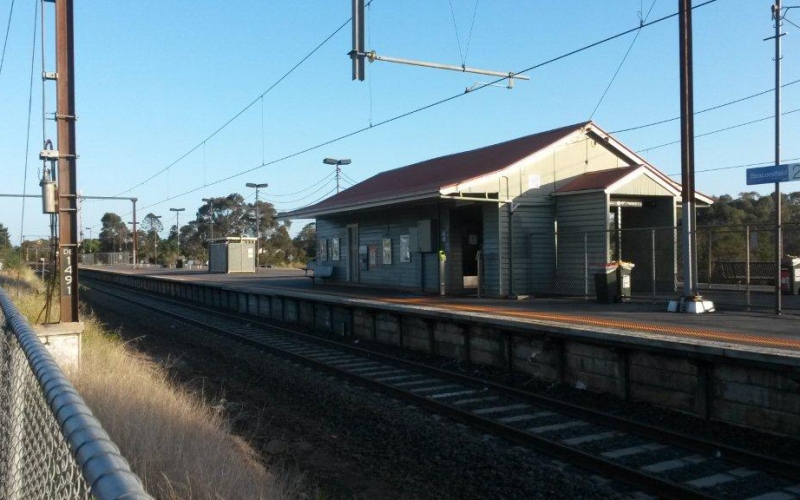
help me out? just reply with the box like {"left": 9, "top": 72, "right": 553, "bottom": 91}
{"left": 81, "top": 269, "right": 800, "bottom": 437}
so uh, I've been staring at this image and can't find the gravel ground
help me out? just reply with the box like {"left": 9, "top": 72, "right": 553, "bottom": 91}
{"left": 82, "top": 287, "right": 632, "bottom": 500}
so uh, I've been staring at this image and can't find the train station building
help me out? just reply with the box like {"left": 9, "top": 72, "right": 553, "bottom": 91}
{"left": 282, "top": 121, "right": 714, "bottom": 297}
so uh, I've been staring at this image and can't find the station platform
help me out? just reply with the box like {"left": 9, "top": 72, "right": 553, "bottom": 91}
{"left": 83, "top": 266, "right": 800, "bottom": 356}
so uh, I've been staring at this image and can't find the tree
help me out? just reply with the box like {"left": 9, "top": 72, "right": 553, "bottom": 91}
{"left": 140, "top": 213, "right": 164, "bottom": 264}
{"left": 0, "top": 222, "right": 10, "bottom": 249}
{"left": 292, "top": 222, "right": 316, "bottom": 262}
{"left": 99, "top": 212, "right": 128, "bottom": 252}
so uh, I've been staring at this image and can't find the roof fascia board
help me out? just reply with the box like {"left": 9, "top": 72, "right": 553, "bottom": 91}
{"left": 280, "top": 190, "right": 440, "bottom": 219}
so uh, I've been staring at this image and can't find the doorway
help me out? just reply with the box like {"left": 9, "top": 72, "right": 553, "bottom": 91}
{"left": 452, "top": 205, "right": 483, "bottom": 289}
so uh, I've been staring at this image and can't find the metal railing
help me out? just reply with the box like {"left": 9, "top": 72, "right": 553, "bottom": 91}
{"left": 0, "top": 286, "right": 152, "bottom": 499}
{"left": 528, "top": 222, "right": 800, "bottom": 310}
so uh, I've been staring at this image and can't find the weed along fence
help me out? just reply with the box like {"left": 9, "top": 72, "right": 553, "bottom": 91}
{"left": 0, "top": 287, "right": 151, "bottom": 500}
{"left": 82, "top": 268, "right": 800, "bottom": 437}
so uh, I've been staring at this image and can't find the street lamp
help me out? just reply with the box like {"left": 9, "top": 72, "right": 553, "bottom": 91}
{"left": 202, "top": 198, "right": 214, "bottom": 242}
{"left": 169, "top": 207, "right": 185, "bottom": 255}
{"left": 85, "top": 227, "right": 92, "bottom": 241}
{"left": 245, "top": 182, "right": 268, "bottom": 268}
{"left": 323, "top": 157, "right": 351, "bottom": 194}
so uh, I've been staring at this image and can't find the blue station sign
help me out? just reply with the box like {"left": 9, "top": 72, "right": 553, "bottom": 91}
{"left": 746, "top": 163, "right": 800, "bottom": 185}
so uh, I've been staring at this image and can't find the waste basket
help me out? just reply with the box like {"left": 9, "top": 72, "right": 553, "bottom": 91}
{"left": 781, "top": 256, "right": 800, "bottom": 295}
{"left": 592, "top": 264, "right": 618, "bottom": 304}
{"left": 616, "top": 263, "right": 634, "bottom": 303}
{"left": 176, "top": 258, "right": 184, "bottom": 269}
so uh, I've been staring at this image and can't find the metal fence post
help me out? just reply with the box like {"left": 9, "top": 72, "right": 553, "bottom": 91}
{"left": 584, "top": 232, "right": 589, "bottom": 300}
{"left": 746, "top": 225, "right": 751, "bottom": 310}
{"left": 652, "top": 229, "right": 657, "bottom": 302}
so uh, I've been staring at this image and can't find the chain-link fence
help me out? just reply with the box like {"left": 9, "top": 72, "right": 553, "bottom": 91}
{"left": 530, "top": 222, "right": 800, "bottom": 311}
{"left": 79, "top": 252, "right": 130, "bottom": 266}
{"left": 0, "top": 287, "right": 152, "bottom": 500}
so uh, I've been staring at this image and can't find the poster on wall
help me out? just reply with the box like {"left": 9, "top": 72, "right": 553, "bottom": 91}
{"left": 382, "top": 237, "right": 392, "bottom": 265}
{"left": 331, "top": 238, "right": 340, "bottom": 261}
{"left": 400, "top": 235, "right": 411, "bottom": 263}
{"left": 368, "top": 244, "right": 378, "bottom": 269}
{"left": 319, "top": 239, "right": 327, "bottom": 261}
{"left": 359, "top": 245, "right": 368, "bottom": 270}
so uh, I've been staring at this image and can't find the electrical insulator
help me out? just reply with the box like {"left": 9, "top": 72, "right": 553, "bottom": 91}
{"left": 40, "top": 168, "right": 57, "bottom": 214}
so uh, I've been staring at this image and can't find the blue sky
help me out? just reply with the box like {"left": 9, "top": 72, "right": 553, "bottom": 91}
{"left": 1, "top": 0, "right": 799, "bottom": 244}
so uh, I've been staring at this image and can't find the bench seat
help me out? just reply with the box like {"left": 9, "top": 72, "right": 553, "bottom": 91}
{"left": 305, "top": 265, "right": 334, "bottom": 284}
{"left": 718, "top": 261, "right": 776, "bottom": 282}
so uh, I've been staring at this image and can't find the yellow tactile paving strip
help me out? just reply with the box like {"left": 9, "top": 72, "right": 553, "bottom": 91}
{"left": 381, "top": 297, "right": 800, "bottom": 351}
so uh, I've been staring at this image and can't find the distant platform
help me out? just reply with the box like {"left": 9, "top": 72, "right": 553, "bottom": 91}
{"left": 80, "top": 265, "right": 800, "bottom": 356}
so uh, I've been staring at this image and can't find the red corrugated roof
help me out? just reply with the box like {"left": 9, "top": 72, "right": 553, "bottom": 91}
{"left": 286, "top": 121, "right": 588, "bottom": 217}
{"left": 555, "top": 166, "right": 638, "bottom": 193}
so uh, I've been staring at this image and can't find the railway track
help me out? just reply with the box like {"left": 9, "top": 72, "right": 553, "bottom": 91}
{"left": 83, "top": 277, "right": 800, "bottom": 500}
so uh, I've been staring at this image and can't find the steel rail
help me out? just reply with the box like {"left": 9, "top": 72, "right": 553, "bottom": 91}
{"left": 82, "top": 278, "right": 800, "bottom": 499}
{"left": 79, "top": 277, "right": 800, "bottom": 483}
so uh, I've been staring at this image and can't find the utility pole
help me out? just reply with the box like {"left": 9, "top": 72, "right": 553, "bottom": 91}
{"left": 56, "top": 0, "right": 79, "bottom": 323}
{"left": 170, "top": 207, "right": 185, "bottom": 255}
{"left": 767, "top": 1, "right": 786, "bottom": 315}
{"left": 246, "top": 183, "right": 268, "bottom": 267}
{"left": 202, "top": 198, "right": 215, "bottom": 242}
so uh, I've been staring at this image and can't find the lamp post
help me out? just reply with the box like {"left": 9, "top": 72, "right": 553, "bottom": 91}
{"left": 323, "top": 158, "right": 351, "bottom": 194}
{"left": 245, "top": 182, "right": 268, "bottom": 268}
{"left": 170, "top": 207, "right": 185, "bottom": 255}
{"left": 152, "top": 215, "right": 162, "bottom": 265}
{"left": 85, "top": 227, "right": 92, "bottom": 241}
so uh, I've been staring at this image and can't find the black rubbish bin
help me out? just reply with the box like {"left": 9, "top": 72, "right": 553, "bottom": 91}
{"left": 593, "top": 266, "right": 618, "bottom": 304}
{"left": 176, "top": 258, "right": 184, "bottom": 269}
{"left": 781, "top": 257, "right": 800, "bottom": 295}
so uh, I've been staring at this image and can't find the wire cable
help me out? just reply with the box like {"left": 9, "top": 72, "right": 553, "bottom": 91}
{"left": 283, "top": 186, "right": 339, "bottom": 213}
{"left": 463, "top": 0, "right": 480, "bottom": 65}
{"left": 665, "top": 156, "right": 800, "bottom": 177}
{"left": 589, "top": 0, "right": 657, "bottom": 119}
{"left": 447, "top": 0, "right": 465, "bottom": 64}
{"left": 19, "top": 0, "right": 38, "bottom": 247}
{"left": 114, "top": 14, "right": 353, "bottom": 197}
{"left": 127, "top": 1, "right": 720, "bottom": 214}
{"left": 0, "top": 0, "right": 16, "bottom": 86}
{"left": 612, "top": 77, "right": 800, "bottom": 134}
{"left": 784, "top": 15, "right": 799, "bottom": 30}
{"left": 270, "top": 178, "right": 337, "bottom": 206}
{"left": 266, "top": 172, "right": 336, "bottom": 197}
{"left": 638, "top": 107, "right": 800, "bottom": 152}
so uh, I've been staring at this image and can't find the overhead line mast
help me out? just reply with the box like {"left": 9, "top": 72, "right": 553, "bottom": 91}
{"left": 55, "top": 0, "right": 79, "bottom": 323}
{"left": 349, "top": 0, "right": 529, "bottom": 88}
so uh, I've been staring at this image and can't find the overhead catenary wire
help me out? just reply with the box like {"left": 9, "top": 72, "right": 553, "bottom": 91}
{"left": 0, "top": 0, "right": 16, "bottom": 85}
{"left": 463, "top": 0, "right": 480, "bottom": 65}
{"left": 589, "top": 0, "right": 657, "bottom": 120}
{"left": 666, "top": 156, "right": 800, "bottom": 177}
{"left": 113, "top": 13, "right": 354, "bottom": 198}
{"left": 19, "top": 0, "right": 38, "bottom": 247}
{"left": 101, "top": 1, "right": 719, "bottom": 217}
{"left": 612, "top": 77, "right": 800, "bottom": 134}
{"left": 638, "top": 107, "right": 800, "bottom": 152}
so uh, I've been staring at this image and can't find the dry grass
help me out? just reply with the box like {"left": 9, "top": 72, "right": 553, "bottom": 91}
{"left": 2, "top": 273, "right": 308, "bottom": 500}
